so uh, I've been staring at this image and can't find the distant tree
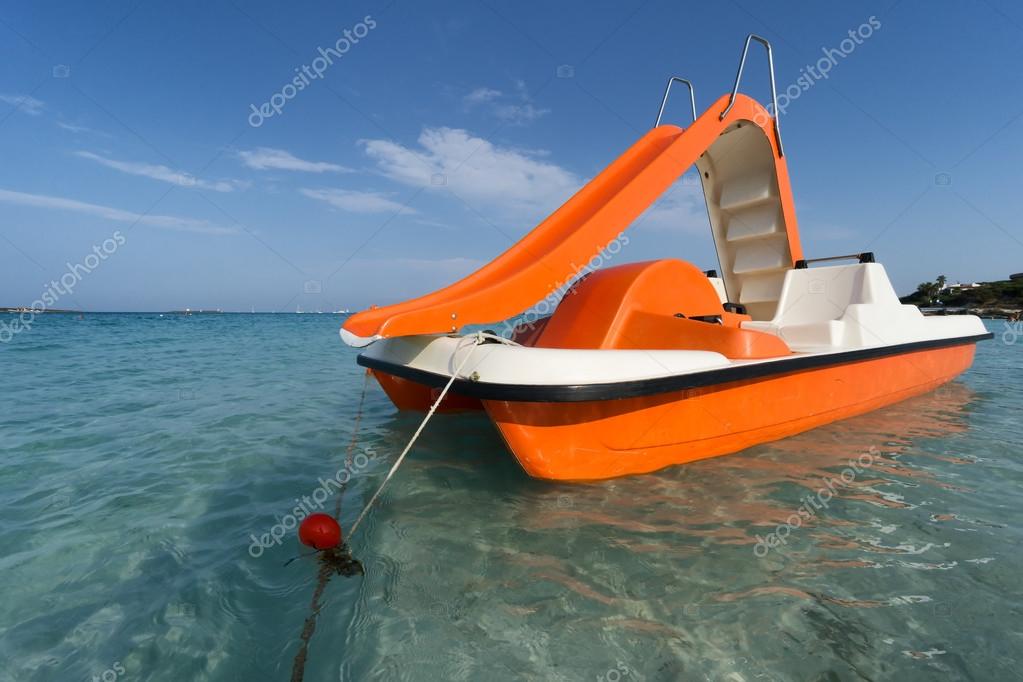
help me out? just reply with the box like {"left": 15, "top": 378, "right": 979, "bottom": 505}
{"left": 936, "top": 274, "right": 947, "bottom": 290}
{"left": 915, "top": 281, "right": 940, "bottom": 304}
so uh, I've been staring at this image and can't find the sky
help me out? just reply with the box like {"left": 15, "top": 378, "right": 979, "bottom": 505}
{"left": 1, "top": 0, "right": 1022, "bottom": 312}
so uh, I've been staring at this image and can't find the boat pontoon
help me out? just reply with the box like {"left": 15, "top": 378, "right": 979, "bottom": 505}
{"left": 339, "top": 35, "right": 991, "bottom": 481}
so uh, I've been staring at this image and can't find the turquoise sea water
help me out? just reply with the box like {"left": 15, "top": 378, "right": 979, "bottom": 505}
{"left": 1, "top": 313, "right": 1020, "bottom": 681}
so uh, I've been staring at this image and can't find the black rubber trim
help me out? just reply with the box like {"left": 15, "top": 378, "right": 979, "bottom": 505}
{"left": 723, "top": 302, "right": 747, "bottom": 315}
{"left": 357, "top": 332, "right": 993, "bottom": 403}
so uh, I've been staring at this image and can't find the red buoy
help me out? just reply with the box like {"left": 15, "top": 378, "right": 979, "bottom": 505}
{"left": 298, "top": 513, "right": 342, "bottom": 550}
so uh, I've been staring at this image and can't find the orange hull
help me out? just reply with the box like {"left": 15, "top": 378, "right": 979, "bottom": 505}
{"left": 480, "top": 344, "right": 976, "bottom": 481}
{"left": 372, "top": 369, "right": 483, "bottom": 412}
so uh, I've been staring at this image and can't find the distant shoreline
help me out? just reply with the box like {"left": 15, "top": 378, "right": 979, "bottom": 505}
{"left": 900, "top": 275, "right": 1022, "bottom": 319}
{"left": 919, "top": 306, "right": 1020, "bottom": 319}
{"left": 1, "top": 307, "right": 82, "bottom": 314}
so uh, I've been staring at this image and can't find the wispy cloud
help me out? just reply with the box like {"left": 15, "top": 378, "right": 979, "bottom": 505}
{"left": 58, "top": 122, "right": 92, "bottom": 133}
{"left": 57, "top": 121, "right": 110, "bottom": 136}
{"left": 237, "top": 147, "right": 351, "bottom": 173}
{"left": 74, "top": 151, "right": 247, "bottom": 193}
{"left": 361, "top": 127, "right": 578, "bottom": 215}
{"left": 0, "top": 93, "right": 44, "bottom": 116}
{"left": 463, "top": 87, "right": 502, "bottom": 105}
{"left": 0, "top": 188, "right": 237, "bottom": 235}
{"left": 300, "top": 188, "right": 416, "bottom": 214}
{"left": 462, "top": 80, "right": 548, "bottom": 125}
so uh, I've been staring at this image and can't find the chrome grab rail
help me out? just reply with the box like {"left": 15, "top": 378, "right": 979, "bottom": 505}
{"left": 720, "top": 34, "right": 784, "bottom": 157}
{"left": 654, "top": 77, "right": 696, "bottom": 127}
{"left": 794, "top": 252, "right": 875, "bottom": 269}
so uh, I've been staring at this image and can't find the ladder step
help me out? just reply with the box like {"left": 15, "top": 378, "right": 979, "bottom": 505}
{"left": 718, "top": 172, "right": 776, "bottom": 211}
{"left": 725, "top": 203, "right": 782, "bottom": 241}
{"left": 731, "top": 237, "right": 790, "bottom": 274}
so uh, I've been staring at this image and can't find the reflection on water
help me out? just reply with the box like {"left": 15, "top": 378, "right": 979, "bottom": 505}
{"left": 337, "top": 370, "right": 1018, "bottom": 681}
{"left": 1, "top": 315, "right": 1020, "bottom": 682}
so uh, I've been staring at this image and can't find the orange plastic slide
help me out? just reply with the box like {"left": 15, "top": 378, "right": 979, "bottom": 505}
{"left": 342, "top": 94, "right": 797, "bottom": 343}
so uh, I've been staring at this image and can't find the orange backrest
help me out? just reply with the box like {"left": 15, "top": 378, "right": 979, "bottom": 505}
{"left": 535, "top": 259, "right": 790, "bottom": 358}
{"left": 617, "top": 311, "right": 791, "bottom": 358}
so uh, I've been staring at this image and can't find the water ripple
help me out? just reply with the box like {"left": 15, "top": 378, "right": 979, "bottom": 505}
{"left": 1, "top": 315, "right": 1020, "bottom": 681}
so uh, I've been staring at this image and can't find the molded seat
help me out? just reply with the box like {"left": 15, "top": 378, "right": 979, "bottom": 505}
{"left": 536, "top": 259, "right": 791, "bottom": 358}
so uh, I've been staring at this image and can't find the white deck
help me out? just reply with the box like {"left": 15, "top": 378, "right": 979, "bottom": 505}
{"left": 740, "top": 263, "right": 986, "bottom": 352}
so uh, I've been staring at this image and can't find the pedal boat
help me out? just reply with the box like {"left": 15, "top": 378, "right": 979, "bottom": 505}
{"left": 339, "top": 36, "right": 991, "bottom": 481}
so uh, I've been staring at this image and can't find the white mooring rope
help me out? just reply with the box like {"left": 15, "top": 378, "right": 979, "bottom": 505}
{"left": 347, "top": 332, "right": 485, "bottom": 539}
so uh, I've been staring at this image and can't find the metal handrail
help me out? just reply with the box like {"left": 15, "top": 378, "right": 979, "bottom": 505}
{"left": 719, "top": 34, "right": 784, "bottom": 157}
{"left": 654, "top": 77, "right": 696, "bottom": 127}
{"left": 794, "top": 252, "right": 875, "bottom": 269}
